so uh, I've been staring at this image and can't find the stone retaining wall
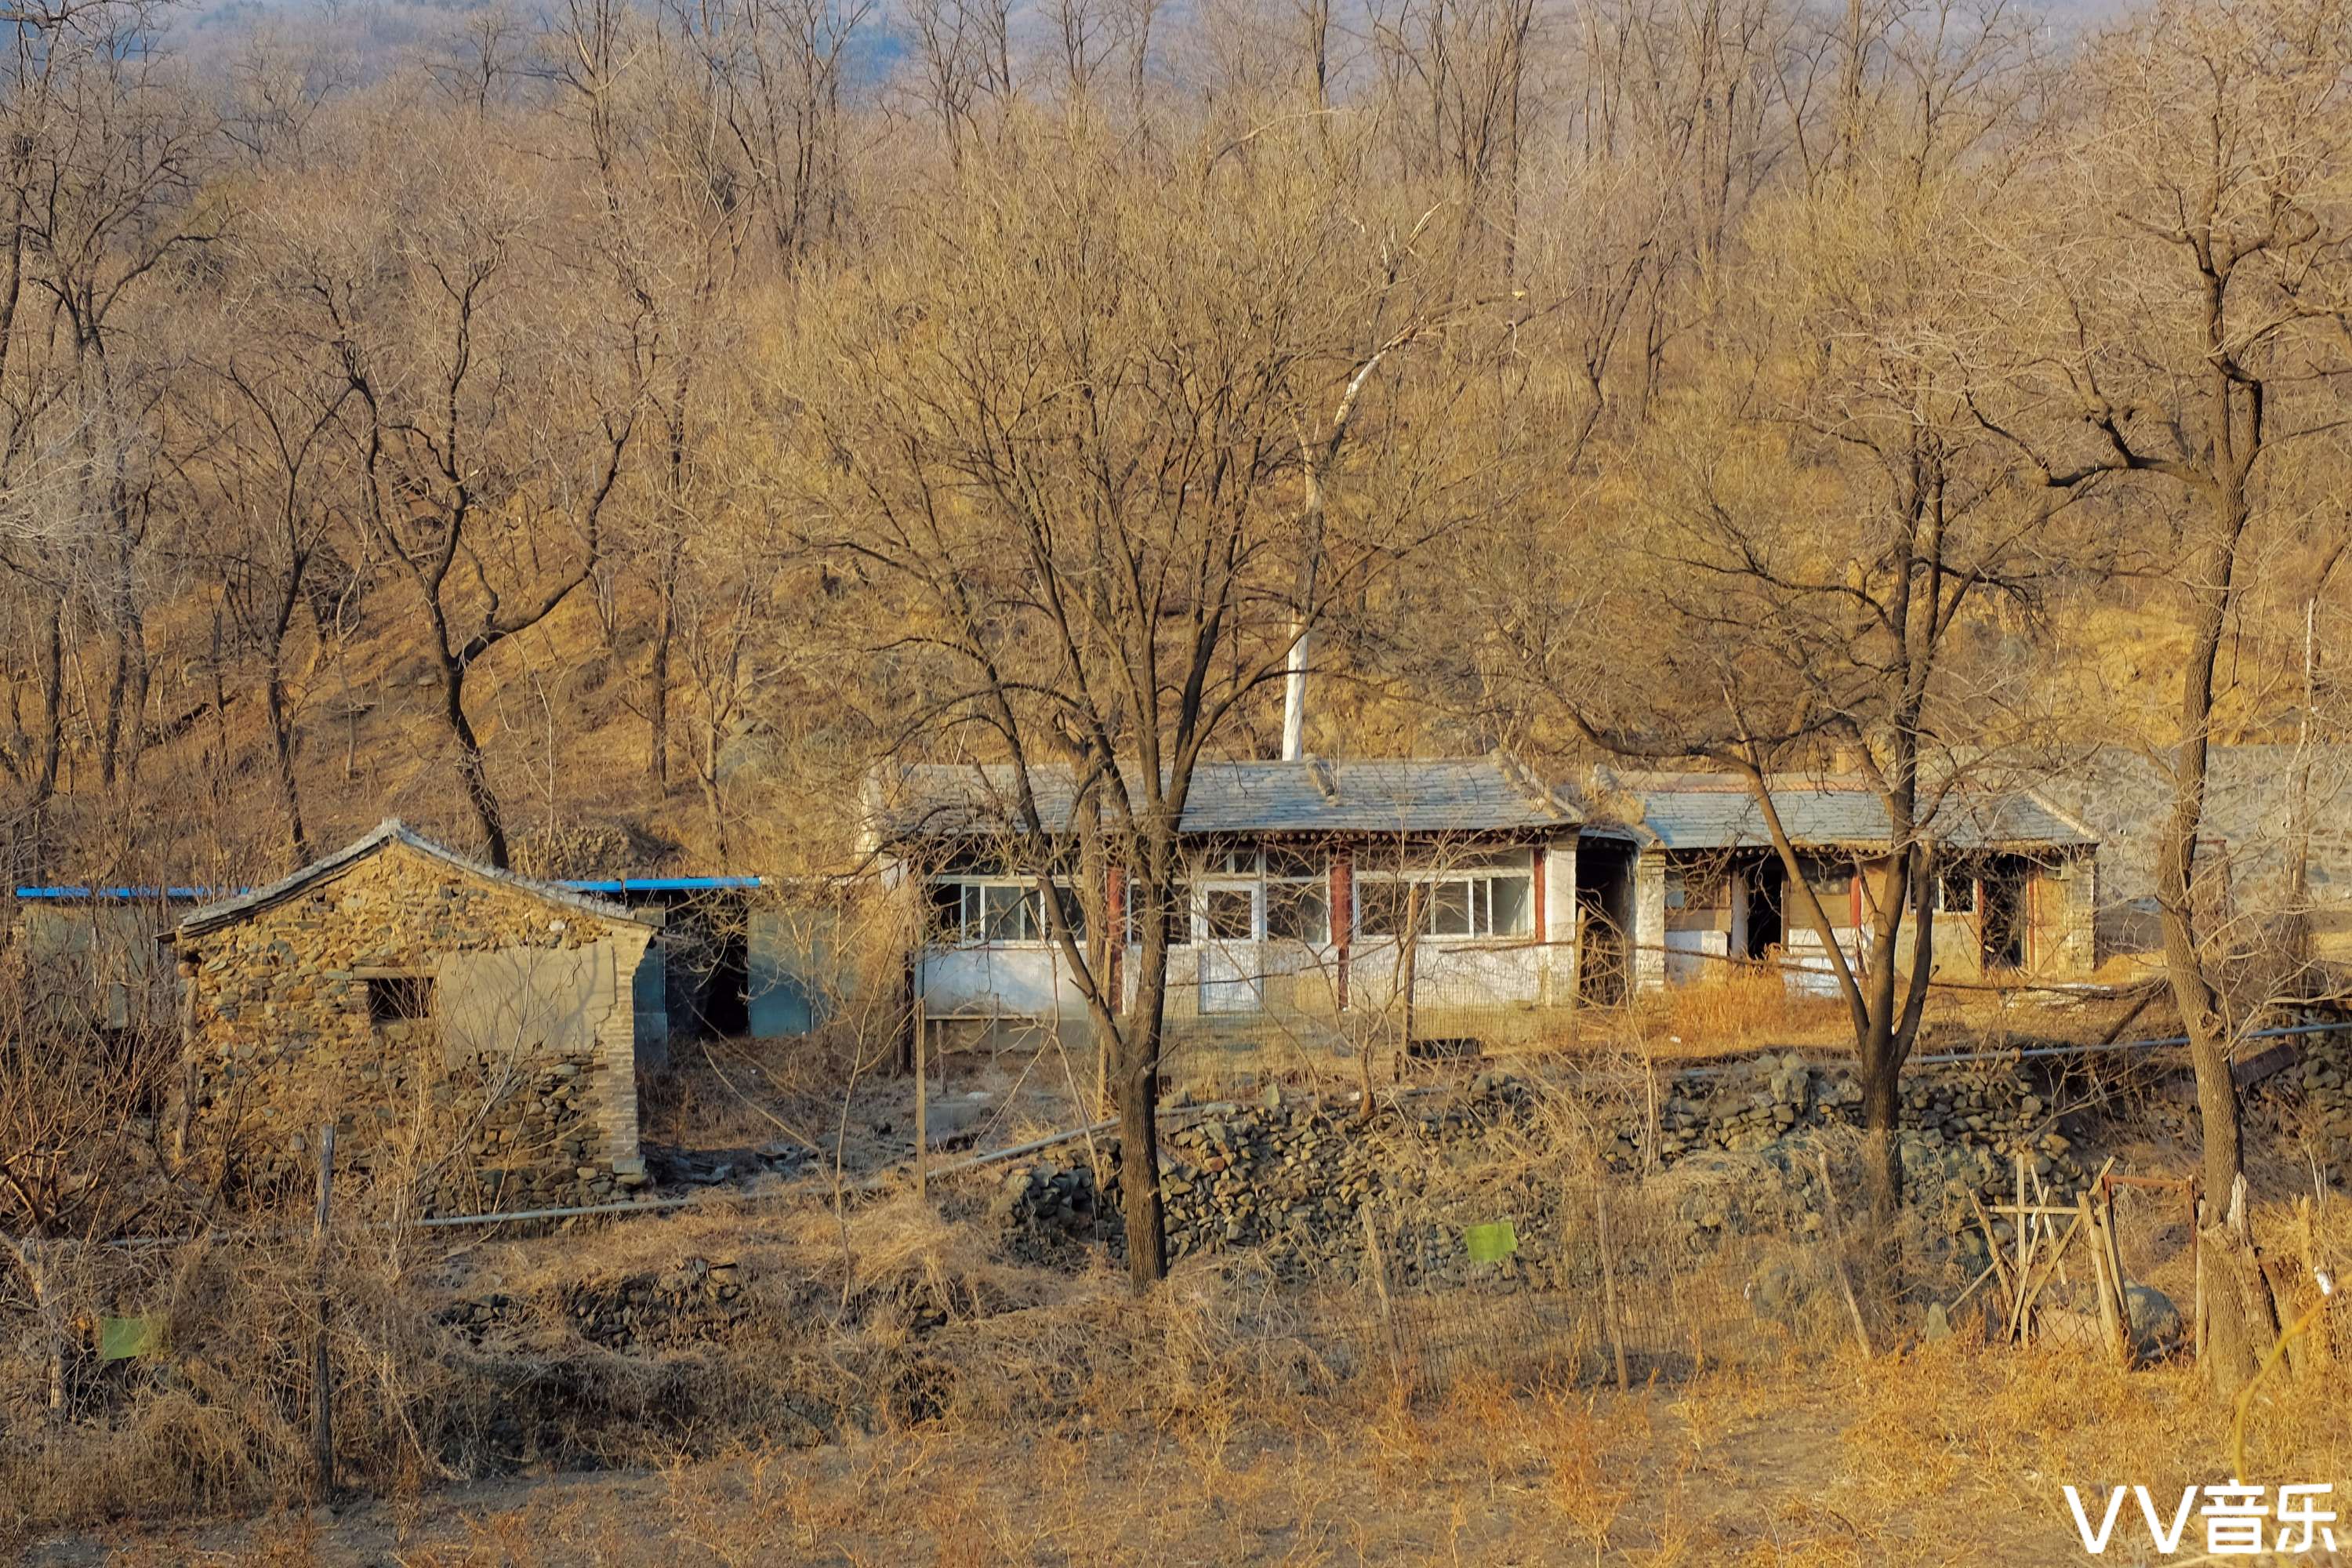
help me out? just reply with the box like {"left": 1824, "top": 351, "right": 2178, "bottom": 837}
{"left": 999, "top": 1055, "right": 2101, "bottom": 1282}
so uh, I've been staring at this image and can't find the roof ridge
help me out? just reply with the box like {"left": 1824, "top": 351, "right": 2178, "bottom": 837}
{"left": 174, "top": 821, "right": 653, "bottom": 938}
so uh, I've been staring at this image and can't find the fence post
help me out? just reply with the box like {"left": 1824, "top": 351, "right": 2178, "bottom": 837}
{"left": 2082, "top": 1192, "right": 2124, "bottom": 1365}
{"left": 1359, "top": 1203, "right": 1406, "bottom": 1400}
{"left": 915, "top": 996, "right": 929, "bottom": 1200}
{"left": 1593, "top": 1177, "right": 1630, "bottom": 1393}
{"left": 310, "top": 1122, "right": 336, "bottom": 1503}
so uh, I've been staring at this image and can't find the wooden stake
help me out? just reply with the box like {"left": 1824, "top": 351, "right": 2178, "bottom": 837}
{"left": 2100, "top": 1180, "right": 2129, "bottom": 1325}
{"left": 2013, "top": 1152, "right": 2029, "bottom": 1283}
{"left": 2082, "top": 1192, "right": 2124, "bottom": 1366}
{"left": 1359, "top": 1203, "right": 1406, "bottom": 1399}
{"left": 1594, "top": 1179, "right": 1630, "bottom": 1393}
{"left": 2013, "top": 1209, "right": 2088, "bottom": 1346}
{"left": 1970, "top": 1191, "right": 2017, "bottom": 1323}
{"left": 1814, "top": 1150, "right": 1874, "bottom": 1361}
{"left": 2007, "top": 1217, "right": 2045, "bottom": 1345}
{"left": 310, "top": 1122, "right": 336, "bottom": 1504}
{"left": 914, "top": 995, "right": 929, "bottom": 1200}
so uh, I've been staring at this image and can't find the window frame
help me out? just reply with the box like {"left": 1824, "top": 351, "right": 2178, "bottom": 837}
{"left": 927, "top": 873, "right": 1084, "bottom": 948}
{"left": 1264, "top": 846, "right": 1331, "bottom": 946}
{"left": 1353, "top": 849, "right": 1537, "bottom": 942}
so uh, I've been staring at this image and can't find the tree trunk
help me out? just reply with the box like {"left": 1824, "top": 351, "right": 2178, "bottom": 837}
{"left": 1116, "top": 880, "right": 1171, "bottom": 1289}
{"left": 1118, "top": 1020, "right": 1167, "bottom": 1289}
{"left": 1858, "top": 1030, "right": 1901, "bottom": 1252}
{"left": 2158, "top": 470, "right": 2278, "bottom": 1395}
{"left": 440, "top": 655, "right": 510, "bottom": 869}
{"left": 30, "top": 595, "right": 64, "bottom": 809}
{"left": 266, "top": 650, "right": 310, "bottom": 864}
{"left": 648, "top": 593, "right": 672, "bottom": 791}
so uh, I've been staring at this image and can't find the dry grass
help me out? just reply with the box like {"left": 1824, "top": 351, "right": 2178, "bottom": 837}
{"left": 49, "top": 1327, "right": 2352, "bottom": 1567}
{"left": 9, "top": 1146, "right": 2347, "bottom": 1566}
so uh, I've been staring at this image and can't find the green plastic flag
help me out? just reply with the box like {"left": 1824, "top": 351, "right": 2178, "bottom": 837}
{"left": 98, "top": 1316, "right": 161, "bottom": 1362}
{"left": 1463, "top": 1220, "right": 1518, "bottom": 1264}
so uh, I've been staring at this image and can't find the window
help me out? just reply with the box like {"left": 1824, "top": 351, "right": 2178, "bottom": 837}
{"left": 1265, "top": 848, "right": 1330, "bottom": 944}
{"left": 1201, "top": 887, "right": 1256, "bottom": 942}
{"left": 1936, "top": 869, "right": 1976, "bottom": 914}
{"left": 1356, "top": 851, "right": 1535, "bottom": 941}
{"left": 366, "top": 974, "right": 433, "bottom": 1025}
{"left": 929, "top": 877, "right": 1082, "bottom": 946}
{"left": 1355, "top": 877, "right": 1417, "bottom": 938}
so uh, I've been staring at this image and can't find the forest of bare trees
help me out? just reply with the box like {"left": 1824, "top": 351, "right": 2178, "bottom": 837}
{"left": 0, "top": 0, "right": 2348, "bottom": 1376}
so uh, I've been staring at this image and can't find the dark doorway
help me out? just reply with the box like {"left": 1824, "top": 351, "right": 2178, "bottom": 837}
{"left": 1744, "top": 855, "right": 1786, "bottom": 960}
{"left": 1576, "top": 837, "right": 1638, "bottom": 1005}
{"left": 699, "top": 929, "right": 751, "bottom": 1037}
{"left": 663, "top": 900, "right": 752, "bottom": 1040}
{"left": 1981, "top": 868, "right": 2027, "bottom": 971}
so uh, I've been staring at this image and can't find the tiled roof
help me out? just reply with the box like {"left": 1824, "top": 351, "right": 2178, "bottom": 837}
{"left": 870, "top": 755, "right": 1577, "bottom": 841}
{"left": 174, "top": 819, "right": 655, "bottom": 938}
{"left": 1602, "top": 771, "right": 2095, "bottom": 851}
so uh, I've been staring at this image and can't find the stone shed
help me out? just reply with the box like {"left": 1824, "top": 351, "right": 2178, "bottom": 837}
{"left": 172, "top": 820, "right": 662, "bottom": 1212}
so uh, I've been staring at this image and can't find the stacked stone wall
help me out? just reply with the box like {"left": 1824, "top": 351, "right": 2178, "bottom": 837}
{"left": 999, "top": 1056, "right": 2100, "bottom": 1281}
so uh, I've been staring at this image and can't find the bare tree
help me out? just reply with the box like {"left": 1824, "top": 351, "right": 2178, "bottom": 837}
{"left": 1976, "top": 0, "right": 2352, "bottom": 1391}
{"left": 262, "top": 106, "right": 648, "bottom": 866}
{"left": 811, "top": 117, "right": 1481, "bottom": 1287}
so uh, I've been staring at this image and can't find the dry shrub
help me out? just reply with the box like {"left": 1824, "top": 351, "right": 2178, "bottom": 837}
{"left": 1622, "top": 967, "right": 1852, "bottom": 1056}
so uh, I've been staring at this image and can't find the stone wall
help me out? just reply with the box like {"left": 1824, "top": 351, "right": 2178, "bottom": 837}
{"left": 179, "top": 843, "right": 653, "bottom": 1211}
{"left": 999, "top": 1055, "right": 2098, "bottom": 1282}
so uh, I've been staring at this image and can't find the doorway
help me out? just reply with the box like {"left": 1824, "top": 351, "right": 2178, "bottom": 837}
{"left": 1198, "top": 882, "right": 1262, "bottom": 1014}
{"left": 1981, "top": 868, "right": 2027, "bottom": 971}
{"left": 1574, "top": 837, "right": 1637, "bottom": 1004}
{"left": 1744, "top": 855, "right": 1786, "bottom": 960}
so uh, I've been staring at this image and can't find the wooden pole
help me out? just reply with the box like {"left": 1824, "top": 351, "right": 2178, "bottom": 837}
{"left": 310, "top": 1122, "right": 336, "bottom": 1504}
{"left": 1594, "top": 1178, "right": 1630, "bottom": 1392}
{"left": 1969, "top": 1191, "right": 2017, "bottom": 1324}
{"left": 2013, "top": 1152, "right": 2029, "bottom": 1284}
{"left": 1359, "top": 1203, "right": 1406, "bottom": 1399}
{"left": 914, "top": 995, "right": 929, "bottom": 1200}
{"left": 2100, "top": 1178, "right": 2129, "bottom": 1324}
{"left": 1813, "top": 1150, "right": 1874, "bottom": 1360}
{"left": 2082, "top": 1192, "right": 2124, "bottom": 1366}
{"left": 2007, "top": 1216, "right": 2045, "bottom": 1346}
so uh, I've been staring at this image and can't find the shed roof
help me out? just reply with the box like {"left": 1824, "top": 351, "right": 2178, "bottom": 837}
{"left": 871, "top": 755, "right": 1577, "bottom": 843}
{"left": 1600, "top": 771, "right": 2096, "bottom": 852}
{"left": 174, "top": 820, "right": 655, "bottom": 939}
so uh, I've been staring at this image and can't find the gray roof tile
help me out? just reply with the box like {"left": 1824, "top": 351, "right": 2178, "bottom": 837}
{"left": 872, "top": 756, "right": 1577, "bottom": 841}
{"left": 1604, "top": 773, "right": 2094, "bottom": 851}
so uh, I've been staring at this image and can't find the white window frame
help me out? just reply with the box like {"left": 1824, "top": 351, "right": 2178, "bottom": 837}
{"left": 1353, "top": 850, "right": 1537, "bottom": 942}
{"left": 1265, "top": 848, "right": 1331, "bottom": 946}
{"left": 930, "top": 875, "right": 1081, "bottom": 948}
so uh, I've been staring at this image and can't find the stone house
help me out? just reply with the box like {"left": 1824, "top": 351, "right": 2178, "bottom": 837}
{"left": 1577, "top": 771, "right": 2101, "bottom": 996}
{"left": 171, "top": 821, "right": 662, "bottom": 1211}
{"left": 868, "top": 755, "right": 1592, "bottom": 1079}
